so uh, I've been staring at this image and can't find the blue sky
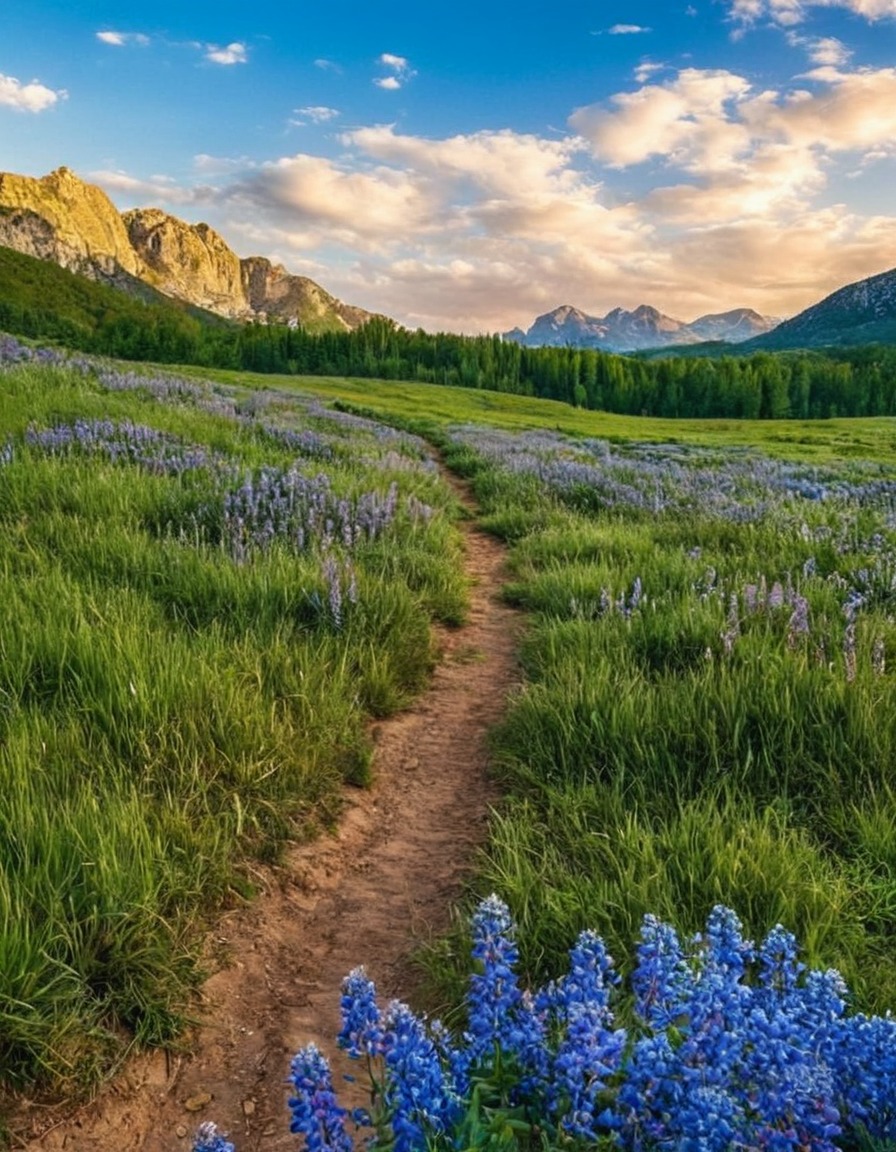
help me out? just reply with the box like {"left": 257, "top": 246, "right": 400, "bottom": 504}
{"left": 2, "top": 0, "right": 896, "bottom": 331}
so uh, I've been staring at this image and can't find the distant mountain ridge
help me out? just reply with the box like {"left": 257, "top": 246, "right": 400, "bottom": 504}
{"left": 745, "top": 266, "right": 896, "bottom": 350}
{"left": 506, "top": 303, "right": 779, "bottom": 352}
{"left": 0, "top": 166, "right": 373, "bottom": 333}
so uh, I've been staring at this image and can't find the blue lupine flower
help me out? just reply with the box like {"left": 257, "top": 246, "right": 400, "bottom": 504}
{"left": 380, "top": 1000, "right": 459, "bottom": 1152}
{"left": 466, "top": 894, "right": 523, "bottom": 1063}
{"left": 288, "top": 1044, "right": 354, "bottom": 1152}
{"left": 550, "top": 932, "right": 626, "bottom": 1139}
{"left": 337, "top": 967, "right": 384, "bottom": 1059}
{"left": 632, "top": 914, "right": 690, "bottom": 1029}
{"left": 192, "top": 899, "right": 896, "bottom": 1152}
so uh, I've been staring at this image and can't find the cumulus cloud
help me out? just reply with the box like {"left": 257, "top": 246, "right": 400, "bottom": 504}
{"left": 728, "top": 0, "right": 896, "bottom": 26}
{"left": 0, "top": 72, "right": 66, "bottom": 113}
{"left": 374, "top": 52, "right": 415, "bottom": 89}
{"left": 91, "top": 51, "right": 896, "bottom": 333}
{"left": 572, "top": 60, "right": 896, "bottom": 180}
{"left": 380, "top": 53, "right": 409, "bottom": 70}
{"left": 787, "top": 33, "right": 852, "bottom": 65}
{"left": 571, "top": 68, "right": 753, "bottom": 170}
{"left": 205, "top": 42, "right": 248, "bottom": 65}
{"left": 223, "top": 152, "right": 438, "bottom": 246}
{"left": 96, "top": 30, "right": 150, "bottom": 46}
{"left": 609, "top": 23, "right": 651, "bottom": 33}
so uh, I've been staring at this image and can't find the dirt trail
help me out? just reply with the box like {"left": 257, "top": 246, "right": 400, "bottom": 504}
{"left": 17, "top": 473, "right": 520, "bottom": 1152}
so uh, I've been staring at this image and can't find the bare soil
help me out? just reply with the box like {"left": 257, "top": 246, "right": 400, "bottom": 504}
{"left": 15, "top": 475, "right": 520, "bottom": 1151}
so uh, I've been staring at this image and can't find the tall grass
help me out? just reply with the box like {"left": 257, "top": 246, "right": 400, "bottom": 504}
{"left": 431, "top": 423, "right": 896, "bottom": 1017}
{"left": 0, "top": 359, "right": 467, "bottom": 1097}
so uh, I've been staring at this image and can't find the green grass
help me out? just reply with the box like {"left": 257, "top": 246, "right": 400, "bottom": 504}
{"left": 0, "top": 360, "right": 467, "bottom": 1099}
{"left": 175, "top": 363, "right": 896, "bottom": 466}
{"left": 409, "top": 413, "right": 896, "bottom": 1018}
{"left": 7, "top": 350, "right": 896, "bottom": 1108}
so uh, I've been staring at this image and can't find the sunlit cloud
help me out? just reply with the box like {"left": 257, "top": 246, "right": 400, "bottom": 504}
{"left": 96, "top": 104, "right": 896, "bottom": 333}
{"left": 571, "top": 68, "right": 753, "bottom": 170}
{"left": 609, "top": 23, "right": 652, "bottom": 33}
{"left": 0, "top": 72, "right": 66, "bottom": 113}
{"left": 81, "top": 46, "right": 896, "bottom": 333}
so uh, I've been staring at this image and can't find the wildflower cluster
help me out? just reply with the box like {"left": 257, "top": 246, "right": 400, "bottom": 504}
{"left": 448, "top": 425, "right": 896, "bottom": 526}
{"left": 218, "top": 469, "right": 399, "bottom": 563}
{"left": 196, "top": 897, "right": 896, "bottom": 1152}
{"left": 0, "top": 332, "right": 73, "bottom": 369}
{"left": 20, "top": 419, "right": 221, "bottom": 475}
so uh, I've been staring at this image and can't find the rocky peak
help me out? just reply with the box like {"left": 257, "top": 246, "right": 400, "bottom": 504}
{"left": 124, "top": 208, "right": 249, "bottom": 317}
{"left": 0, "top": 165, "right": 375, "bottom": 333}
{"left": 0, "top": 166, "right": 142, "bottom": 280}
{"left": 510, "top": 300, "right": 779, "bottom": 351}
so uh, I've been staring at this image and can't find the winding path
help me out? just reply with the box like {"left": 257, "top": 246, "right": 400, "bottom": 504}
{"left": 18, "top": 472, "right": 520, "bottom": 1151}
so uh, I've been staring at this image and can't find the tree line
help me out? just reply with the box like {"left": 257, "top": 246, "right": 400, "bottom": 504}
{"left": 235, "top": 318, "right": 896, "bottom": 420}
{"left": 3, "top": 244, "right": 896, "bottom": 420}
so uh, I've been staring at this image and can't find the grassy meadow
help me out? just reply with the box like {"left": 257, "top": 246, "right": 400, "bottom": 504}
{"left": 4, "top": 336, "right": 896, "bottom": 1111}
{"left": 436, "top": 424, "right": 896, "bottom": 1019}
{"left": 0, "top": 343, "right": 466, "bottom": 1097}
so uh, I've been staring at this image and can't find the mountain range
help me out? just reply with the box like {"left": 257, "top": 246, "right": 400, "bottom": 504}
{"left": 1, "top": 166, "right": 895, "bottom": 355}
{"left": 0, "top": 167, "right": 373, "bottom": 334}
{"left": 504, "top": 303, "right": 780, "bottom": 352}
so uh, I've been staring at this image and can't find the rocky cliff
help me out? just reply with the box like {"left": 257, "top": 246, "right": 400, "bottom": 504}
{"left": 123, "top": 208, "right": 246, "bottom": 317}
{"left": 0, "top": 166, "right": 372, "bottom": 331}
{"left": 0, "top": 167, "right": 142, "bottom": 282}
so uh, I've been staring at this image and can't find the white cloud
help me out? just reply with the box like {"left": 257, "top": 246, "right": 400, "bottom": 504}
{"left": 634, "top": 61, "right": 665, "bottom": 82}
{"left": 609, "top": 23, "right": 651, "bottom": 33}
{"left": 757, "top": 64, "right": 896, "bottom": 153}
{"left": 728, "top": 0, "right": 896, "bottom": 26}
{"left": 0, "top": 72, "right": 65, "bottom": 113}
{"left": 374, "top": 52, "right": 415, "bottom": 90}
{"left": 572, "top": 60, "right": 896, "bottom": 183}
{"left": 787, "top": 33, "right": 852, "bottom": 65}
{"left": 571, "top": 69, "right": 753, "bottom": 169}
{"left": 314, "top": 58, "right": 340, "bottom": 72}
{"left": 96, "top": 30, "right": 150, "bottom": 46}
{"left": 291, "top": 105, "right": 340, "bottom": 125}
{"left": 205, "top": 42, "right": 248, "bottom": 66}
{"left": 224, "top": 152, "right": 438, "bottom": 245}
{"left": 91, "top": 169, "right": 214, "bottom": 206}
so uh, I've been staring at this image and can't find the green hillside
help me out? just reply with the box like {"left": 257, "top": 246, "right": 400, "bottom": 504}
{"left": 0, "top": 244, "right": 237, "bottom": 364}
